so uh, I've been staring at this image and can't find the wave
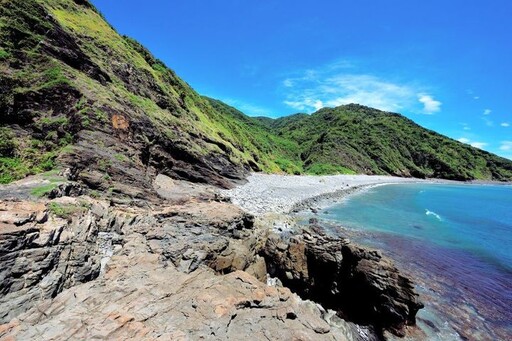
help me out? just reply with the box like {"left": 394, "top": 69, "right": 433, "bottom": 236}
{"left": 425, "top": 209, "right": 442, "bottom": 221}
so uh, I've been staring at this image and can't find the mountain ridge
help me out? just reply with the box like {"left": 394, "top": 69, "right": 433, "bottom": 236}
{"left": 1, "top": 0, "right": 511, "bottom": 191}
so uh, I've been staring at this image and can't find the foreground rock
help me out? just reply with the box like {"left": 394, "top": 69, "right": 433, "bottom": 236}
{"left": 0, "top": 254, "right": 364, "bottom": 340}
{"left": 264, "top": 225, "right": 424, "bottom": 337}
{"left": 0, "top": 179, "right": 364, "bottom": 340}
{"left": 0, "top": 175, "right": 422, "bottom": 339}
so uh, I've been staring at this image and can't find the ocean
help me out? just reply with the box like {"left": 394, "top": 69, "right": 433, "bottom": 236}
{"left": 317, "top": 183, "right": 512, "bottom": 340}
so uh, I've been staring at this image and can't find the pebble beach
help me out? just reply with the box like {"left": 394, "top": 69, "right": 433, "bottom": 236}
{"left": 223, "top": 173, "right": 424, "bottom": 215}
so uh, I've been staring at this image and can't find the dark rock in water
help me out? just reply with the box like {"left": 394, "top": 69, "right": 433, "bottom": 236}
{"left": 310, "top": 208, "right": 318, "bottom": 214}
{"left": 308, "top": 218, "right": 319, "bottom": 225}
{"left": 412, "top": 224, "right": 423, "bottom": 230}
{"left": 417, "top": 317, "right": 440, "bottom": 333}
{"left": 263, "top": 230, "right": 424, "bottom": 336}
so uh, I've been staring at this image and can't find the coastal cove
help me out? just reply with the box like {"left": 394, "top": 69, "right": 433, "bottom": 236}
{"left": 224, "top": 175, "right": 512, "bottom": 340}
{"left": 314, "top": 183, "right": 512, "bottom": 341}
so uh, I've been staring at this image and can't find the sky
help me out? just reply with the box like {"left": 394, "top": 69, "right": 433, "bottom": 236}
{"left": 91, "top": 0, "right": 511, "bottom": 159}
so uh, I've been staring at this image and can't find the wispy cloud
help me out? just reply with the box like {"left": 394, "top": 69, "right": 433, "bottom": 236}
{"left": 458, "top": 137, "right": 488, "bottom": 149}
{"left": 483, "top": 109, "right": 491, "bottom": 115}
{"left": 221, "top": 98, "right": 273, "bottom": 117}
{"left": 482, "top": 116, "right": 494, "bottom": 127}
{"left": 418, "top": 94, "right": 442, "bottom": 114}
{"left": 501, "top": 122, "right": 510, "bottom": 127}
{"left": 461, "top": 123, "right": 471, "bottom": 131}
{"left": 281, "top": 62, "right": 440, "bottom": 114}
{"left": 466, "top": 89, "right": 479, "bottom": 100}
{"left": 500, "top": 141, "right": 512, "bottom": 151}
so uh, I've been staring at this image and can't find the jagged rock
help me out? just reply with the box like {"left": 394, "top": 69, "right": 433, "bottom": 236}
{"left": 0, "top": 179, "right": 422, "bottom": 339}
{"left": 263, "top": 229, "right": 424, "bottom": 336}
{"left": 0, "top": 254, "right": 365, "bottom": 340}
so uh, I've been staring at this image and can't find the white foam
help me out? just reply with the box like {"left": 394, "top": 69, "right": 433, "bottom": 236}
{"left": 425, "top": 209, "right": 442, "bottom": 221}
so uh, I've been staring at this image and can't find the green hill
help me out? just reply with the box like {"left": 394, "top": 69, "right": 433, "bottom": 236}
{"left": 263, "top": 104, "right": 512, "bottom": 181}
{"left": 1, "top": 0, "right": 511, "bottom": 189}
{"left": 0, "top": 0, "right": 300, "bottom": 188}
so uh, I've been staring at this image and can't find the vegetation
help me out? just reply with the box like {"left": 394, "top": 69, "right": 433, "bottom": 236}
{"left": 261, "top": 104, "right": 512, "bottom": 180}
{"left": 0, "top": 0, "right": 511, "bottom": 186}
{"left": 48, "top": 201, "right": 89, "bottom": 220}
{"left": 30, "top": 183, "right": 59, "bottom": 197}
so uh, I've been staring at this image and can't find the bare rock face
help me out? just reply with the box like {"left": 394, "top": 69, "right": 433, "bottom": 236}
{"left": 0, "top": 199, "right": 108, "bottom": 323}
{"left": 0, "top": 189, "right": 367, "bottom": 340}
{"left": 0, "top": 194, "right": 259, "bottom": 324}
{"left": 0, "top": 177, "right": 422, "bottom": 339}
{"left": 0, "top": 255, "right": 362, "bottom": 340}
{"left": 263, "top": 228, "right": 424, "bottom": 336}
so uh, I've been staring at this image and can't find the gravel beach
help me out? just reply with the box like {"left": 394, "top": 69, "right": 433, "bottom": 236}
{"left": 222, "top": 173, "right": 424, "bottom": 215}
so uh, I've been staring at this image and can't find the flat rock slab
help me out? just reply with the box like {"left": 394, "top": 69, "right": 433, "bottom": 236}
{"left": 0, "top": 254, "right": 361, "bottom": 341}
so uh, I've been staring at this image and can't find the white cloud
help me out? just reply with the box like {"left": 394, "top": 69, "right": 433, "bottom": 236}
{"left": 482, "top": 116, "right": 494, "bottom": 127}
{"left": 221, "top": 98, "right": 272, "bottom": 117}
{"left": 474, "top": 96, "right": 480, "bottom": 100}
{"left": 281, "top": 64, "right": 437, "bottom": 114}
{"left": 470, "top": 142, "right": 488, "bottom": 149}
{"left": 458, "top": 137, "right": 488, "bottom": 149}
{"left": 283, "top": 79, "right": 294, "bottom": 87}
{"left": 461, "top": 123, "right": 471, "bottom": 131}
{"left": 284, "top": 98, "right": 324, "bottom": 111}
{"left": 500, "top": 141, "right": 512, "bottom": 151}
{"left": 483, "top": 109, "right": 491, "bottom": 115}
{"left": 418, "top": 94, "right": 442, "bottom": 114}
{"left": 501, "top": 122, "right": 510, "bottom": 127}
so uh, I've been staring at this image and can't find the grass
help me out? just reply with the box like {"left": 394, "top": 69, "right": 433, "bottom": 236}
{"left": 114, "top": 153, "right": 128, "bottom": 162}
{"left": 30, "top": 183, "right": 59, "bottom": 197}
{"left": 48, "top": 202, "right": 88, "bottom": 220}
{"left": 0, "top": 47, "right": 10, "bottom": 60}
{"left": 0, "top": 157, "right": 30, "bottom": 184}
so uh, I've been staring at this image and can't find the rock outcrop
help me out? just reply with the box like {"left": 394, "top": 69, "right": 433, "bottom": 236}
{"left": 263, "top": 225, "right": 424, "bottom": 336}
{"left": 0, "top": 175, "right": 423, "bottom": 339}
{"left": 0, "top": 178, "right": 372, "bottom": 340}
{"left": 0, "top": 255, "right": 367, "bottom": 340}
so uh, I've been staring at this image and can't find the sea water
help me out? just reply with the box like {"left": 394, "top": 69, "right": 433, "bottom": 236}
{"left": 319, "top": 183, "right": 512, "bottom": 340}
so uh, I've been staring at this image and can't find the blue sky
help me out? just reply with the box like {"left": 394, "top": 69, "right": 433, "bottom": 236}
{"left": 91, "top": 0, "right": 511, "bottom": 159}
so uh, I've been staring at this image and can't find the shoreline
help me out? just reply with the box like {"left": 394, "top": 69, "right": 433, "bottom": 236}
{"left": 223, "top": 173, "right": 430, "bottom": 216}
{"left": 223, "top": 173, "right": 509, "bottom": 217}
{"left": 222, "top": 173, "right": 512, "bottom": 340}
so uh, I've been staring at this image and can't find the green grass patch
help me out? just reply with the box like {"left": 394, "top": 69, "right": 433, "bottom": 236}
{"left": 30, "top": 183, "right": 59, "bottom": 197}
{"left": 114, "top": 153, "right": 128, "bottom": 162}
{"left": 48, "top": 202, "right": 88, "bottom": 220}
{"left": 0, "top": 47, "right": 10, "bottom": 60}
{"left": 0, "top": 157, "right": 29, "bottom": 184}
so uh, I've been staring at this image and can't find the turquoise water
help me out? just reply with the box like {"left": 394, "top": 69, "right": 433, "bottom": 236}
{"left": 320, "top": 183, "right": 512, "bottom": 340}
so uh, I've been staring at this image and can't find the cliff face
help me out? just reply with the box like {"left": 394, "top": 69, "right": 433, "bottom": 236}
{"left": 0, "top": 0, "right": 301, "bottom": 190}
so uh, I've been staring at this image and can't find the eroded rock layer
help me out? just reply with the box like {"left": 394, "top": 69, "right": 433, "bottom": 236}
{"left": 0, "top": 176, "right": 422, "bottom": 339}
{"left": 263, "top": 225, "right": 424, "bottom": 336}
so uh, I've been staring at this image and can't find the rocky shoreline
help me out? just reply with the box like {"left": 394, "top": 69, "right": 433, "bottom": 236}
{"left": 0, "top": 173, "right": 427, "bottom": 340}
{"left": 222, "top": 173, "right": 426, "bottom": 215}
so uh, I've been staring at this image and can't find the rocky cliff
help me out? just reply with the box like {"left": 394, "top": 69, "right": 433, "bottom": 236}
{"left": 1, "top": 1, "right": 431, "bottom": 339}
{"left": 0, "top": 0, "right": 302, "bottom": 190}
{"left": 0, "top": 174, "right": 423, "bottom": 339}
